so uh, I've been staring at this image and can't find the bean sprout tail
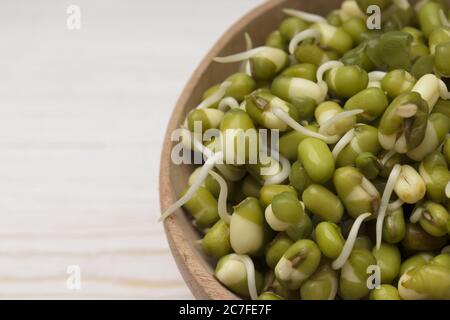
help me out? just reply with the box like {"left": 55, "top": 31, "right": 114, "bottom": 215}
{"left": 208, "top": 170, "right": 232, "bottom": 224}
{"left": 289, "top": 29, "right": 321, "bottom": 55}
{"left": 229, "top": 254, "right": 258, "bottom": 300}
{"left": 197, "top": 81, "right": 232, "bottom": 109}
{"left": 272, "top": 106, "right": 333, "bottom": 143}
{"left": 332, "top": 212, "right": 372, "bottom": 270}
{"left": 332, "top": 129, "right": 355, "bottom": 159}
{"left": 410, "top": 205, "right": 425, "bottom": 223}
{"left": 214, "top": 47, "right": 265, "bottom": 63}
{"left": 375, "top": 164, "right": 402, "bottom": 249}
{"left": 283, "top": 8, "right": 327, "bottom": 23}
{"left": 159, "top": 152, "right": 224, "bottom": 222}
{"left": 316, "top": 61, "right": 344, "bottom": 83}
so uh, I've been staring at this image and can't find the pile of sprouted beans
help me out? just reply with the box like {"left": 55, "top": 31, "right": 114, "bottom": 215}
{"left": 161, "top": 0, "right": 450, "bottom": 300}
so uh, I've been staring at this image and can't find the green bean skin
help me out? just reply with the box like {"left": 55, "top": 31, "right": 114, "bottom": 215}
{"left": 258, "top": 292, "right": 284, "bottom": 300}
{"left": 355, "top": 152, "right": 381, "bottom": 179}
{"left": 433, "top": 99, "right": 450, "bottom": 119}
{"left": 270, "top": 192, "right": 305, "bottom": 227}
{"left": 398, "top": 264, "right": 450, "bottom": 300}
{"left": 333, "top": 166, "right": 379, "bottom": 219}
{"left": 280, "top": 63, "right": 317, "bottom": 82}
{"left": 215, "top": 254, "right": 264, "bottom": 298}
{"left": 336, "top": 124, "right": 381, "bottom": 168}
{"left": 402, "top": 223, "right": 447, "bottom": 252}
{"left": 202, "top": 220, "right": 232, "bottom": 259}
{"left": 240, "top": 175, "right": 261, "bottom": 199}
{"left": 418, "top": 1, "right": 445, "bottom": 38}
{"left": 294, "top": 43, "right": 334, "bottom": 66}
{"left": 326, "top": 10, "right": 342, "bottom": 27}
{"left": 400, "top": 253, "right": 434, "bottom": 276}
{"left": 220, "top": 108, "right": 256, "bottom": 164}
{"left": 430, "top": 253, "right": 450, "bottom": 268}
{"left": 181, "top": 187, "right": 219, "bottom": 228}
{"left": 353, "top": 236, "right": 373, "bottom": 251}
{"left": 279, "top": 17, "right": 309, "bottom": 41}
{"left": 378, "top": 92, "right": 428, "bottom": 152}
{"left": 325, "top": 65, "right": 368, "bottom": 99}
{"left": 315, "top": 222, "right": 345, "bottom": 259}
{"left": 298, "top": 138, "right": 335, "bottom": 184}
{"left": 278, "top": 124, "right": 319, "bottom": 161}
{"left": 339, "top": 249, "right": 377, "bottom": 300}
{"left": 265, "top": 30, "right": 287, "bottom": 50}
{"left": 300, "top": 263, "right": 338, "bottom": 300}
{"left": 265, "top": 233, "right": 294, "bottom": 269}
{"left": 344, "top": 87, "right": 389, "bottom": 123}
{"left": 381, "top": 69, "right": 416, "bottom": 99}
{"left": 285, "top": 214, "right": 313, "bottom": 241}
{"left": 342, "top": 18, "right": 368, "bottom": 45}
{"left": 173, "top": 2, "right": 450, "bottom": 301}
{"left": 302, "top": 185, "right": 344, "bottom": 223}
{"left": 230, "top": 197, "right": 265, "bottom": 255}
{"left": 407, "top": 112, "right": 450, "bottom": 161}
{"left": 372, "top": 243, "right": 401, "bottom": 284}
{"left": 444, "top": 137, "right": 450, "bottom": 165}
{"left": 419, "top": 201, "right": 450, "bottom": 237}
{"left": 382, "top": 207, "right": 406, "bottom": 244}
{"left": 274, "top": 239, "right": 321, "bottom": 290}
{"left": 419, "top": 150, "right": 450, "bottom": 203}
{"left": 369, "top": 284, "right": 402, "bottom": 300}
{"left": 259, "top": 184, "right": 297, "bottom": 208}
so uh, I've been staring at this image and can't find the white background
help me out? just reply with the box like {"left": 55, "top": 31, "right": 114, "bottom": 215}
{"left": 0, "top": 0, "right": 263, "bottom": 298}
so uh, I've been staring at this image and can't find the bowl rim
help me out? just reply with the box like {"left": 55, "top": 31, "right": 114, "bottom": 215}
{"left": 159, "top": 0, "right": 289, "bottom": 299}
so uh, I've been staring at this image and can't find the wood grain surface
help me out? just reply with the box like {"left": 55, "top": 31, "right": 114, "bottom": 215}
{"left": 0, "top": 0, "right": 263, "bottom": 299}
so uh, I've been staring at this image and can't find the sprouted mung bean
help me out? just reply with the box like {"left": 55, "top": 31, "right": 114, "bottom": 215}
{"left": 162, "top": 0, "right": 450, "bottom": 300}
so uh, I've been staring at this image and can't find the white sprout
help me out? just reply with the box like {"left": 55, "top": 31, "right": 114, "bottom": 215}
{"left": 214, "top": 47, "right": 266, "bottom": 63}
{"left": 272, "top": 106, "right": 335, "bottom": 143}
{"left": 289, "top": 29, "right": 321, "bottom": 55}
{"left": 262, "top": 150, "right": 291, "bottom": 186}
{"left": 196, "top": 81, "right": 232, "bottom": 109}
{"left": 332, "top": 212, "right": 372, "bottom": 270}
{"left": 273, "top": 106, "right": 361, "bottom": 144}
{"left": 375, "top": 164, "right": 402, "bottom": 249}
{"left": 318, "top": 109, "right": 364, "bottom": 136}
{"left": 387, "top": 198, "right": 404, "bottom": 212}
{"left": 283, "top": 8, "right": 327, "bottom": 23}
{"left": 381, "top": 150, "right": 397, "bottom": 166}
{"left": 442, "top": 245, "right": 450, "bottom": 254}
{"left": 368, "top": 71, "right": 387, "bottom": 82}
{"left": 410, "top": 205, "right": 425, "bottom": 223}
{"left": 208, "top": 171, "right": 232, "bottom": 224}
{"left": 316, "top": 60, "right": 344, "bottom": 83}
{"left": 229, "top": 254, "right": 258, "bottom": 300}
{"left": 396, "top": 103, "right": 418, "bottom": 118}
{"left": 159, "top": 151, "right": 224, "bottom": 222}
{"left": 393, "top": 0, "right": 410, "bottom": 11}
{"left": 332, "top": 128, "right": 355, "bottom": 159}
{"left": 243, "top": 33, "right": 253, "bottom": 76}
{"left": 446, "top": 181, "right": 450, "bottom": 198}
{"left": 218, "top": 97, "right": 240, "bottom": 111}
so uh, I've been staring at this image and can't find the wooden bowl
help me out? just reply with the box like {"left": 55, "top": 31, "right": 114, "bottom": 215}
{"left": 160, "top": 0, "right": 347, "bottom": 299}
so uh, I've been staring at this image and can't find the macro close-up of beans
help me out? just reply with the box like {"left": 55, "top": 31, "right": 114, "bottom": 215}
{"left": 160, "top": 0, "right": 450, "bottom": 300}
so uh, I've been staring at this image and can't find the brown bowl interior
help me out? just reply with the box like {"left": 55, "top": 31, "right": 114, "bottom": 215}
{"left": 160, "top": 0, "right": 361, "bottom": 299}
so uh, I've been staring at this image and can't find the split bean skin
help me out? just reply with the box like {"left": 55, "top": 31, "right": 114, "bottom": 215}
{"left": 168, "top": 1, "right": 450, "bottom": 300}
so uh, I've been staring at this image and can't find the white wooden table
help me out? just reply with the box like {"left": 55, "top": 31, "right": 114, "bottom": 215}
{"left": 0, "top": 0, "right": 263, "bottom": 299}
